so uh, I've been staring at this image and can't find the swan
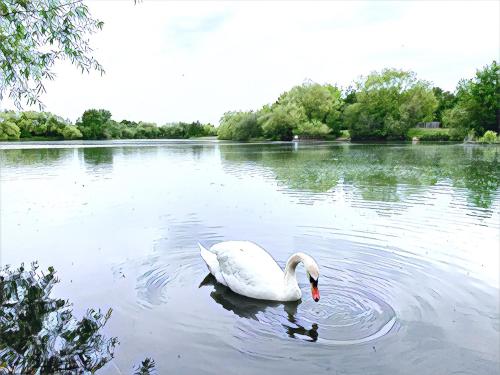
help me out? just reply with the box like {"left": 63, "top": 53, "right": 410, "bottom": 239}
{"left": 199, "top": 241, "right": 320, "bottom": 302}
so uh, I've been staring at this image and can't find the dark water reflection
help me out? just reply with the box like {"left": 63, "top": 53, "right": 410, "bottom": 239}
{"left": 0, "top": 141, "right": 499, "bottom": 374}
{"left": 199, "top": 273, "right": 319, "bottom": 342}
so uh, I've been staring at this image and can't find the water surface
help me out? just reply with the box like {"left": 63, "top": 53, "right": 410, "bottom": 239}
{"left": 1, "top": 141, "right": 499, "bottom": 374}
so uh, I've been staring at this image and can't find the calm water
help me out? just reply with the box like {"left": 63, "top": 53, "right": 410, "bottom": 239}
{"left": 1, "top": 141, "right": 499, "bottom": 374}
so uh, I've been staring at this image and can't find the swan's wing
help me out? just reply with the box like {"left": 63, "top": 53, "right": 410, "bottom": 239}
{"left": 211, "top": 241, "right": 284, "bottom": 300}
{"left": 199, "top": 243, "right": 227, "bottom": 286}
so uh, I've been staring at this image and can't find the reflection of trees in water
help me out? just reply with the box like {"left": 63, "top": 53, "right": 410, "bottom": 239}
{"left": 0, "top": 148, "right": 72, "bottom": 167}
{"left": 199, "top": 274, "right": 319, "bottom": 342}
{"left": 82, "top": 147, "right": 114, "bottom": 167}
{"left": 0, "top": 263, "right": 155, "bottom": 374}
{"left": 0, "top": 263, "right": 116, "bottom": 374}
{"left": 219, "top": 144, "right": 500, "bottom": 209}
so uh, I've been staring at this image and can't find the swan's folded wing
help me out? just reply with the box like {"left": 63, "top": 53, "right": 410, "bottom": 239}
{"left": 212, "top": 241, "right": 284, "bottom": 300}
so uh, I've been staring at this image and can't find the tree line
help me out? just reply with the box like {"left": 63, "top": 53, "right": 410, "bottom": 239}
{"left": 0, "top": 61, "right": 497, "bottom": 142}
{"left": 217, "top": 61, "right": 498, "bottom": 142}
{"left": 0, "top": 109, "right": 217, "bottom": 140}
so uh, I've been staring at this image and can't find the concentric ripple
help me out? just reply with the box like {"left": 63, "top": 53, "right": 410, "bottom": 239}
{"left": 126, "top": 236, "right": 398, "bottom": 348}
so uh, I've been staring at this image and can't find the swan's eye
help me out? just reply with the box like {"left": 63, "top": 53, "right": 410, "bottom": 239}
{"left": 309, "top": 275, "right": 318, "bottom": 287}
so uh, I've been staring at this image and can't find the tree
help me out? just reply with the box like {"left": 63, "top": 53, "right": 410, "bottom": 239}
{"left": 0, "top": 118, "right": 19, "bottom": 139}
{"left": 344, "top": 69, "right": 437, "bottom": 139}
{"left": 274, "top": 81, "right": 343, "bottom": 138}
{"left": 77, "top": 109, "right": 112, "bottom": 139}
{"left": 260, "top": 104, "right": 302, "bottom": 141}
{"left": 0, "top": 0, "right": 104, "bottom": 108}
{"left": 217, "top": 111, "right": 262, "bottom": 141}
{"left": 443, "top": 61, "right": 499, "bottom": 137}
{"left": 432, "top": 87, "right": 456, "bottom": 123}
{"left": 0, "top": 110, "right": 81, "bottom": 139}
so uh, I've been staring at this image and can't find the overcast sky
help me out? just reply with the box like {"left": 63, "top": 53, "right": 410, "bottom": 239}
{"left": 8, "top": 1, "right": 500, "bottom": 124}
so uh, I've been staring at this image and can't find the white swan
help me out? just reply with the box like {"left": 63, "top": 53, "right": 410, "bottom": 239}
{"left": 199, "top": 241, "right": 320, "bottom": 302}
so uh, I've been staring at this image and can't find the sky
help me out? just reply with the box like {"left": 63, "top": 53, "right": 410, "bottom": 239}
{"left": 5, "top": 0, "right": 500, "bottom": 125}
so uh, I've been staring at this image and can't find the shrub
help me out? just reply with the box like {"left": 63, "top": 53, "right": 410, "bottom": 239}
{"left": 478, "top": 130, "right": 499, "bottom": 144}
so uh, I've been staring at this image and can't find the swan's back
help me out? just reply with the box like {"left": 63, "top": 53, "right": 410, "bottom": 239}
{"left": 209, "top": 241, "right": 285, "bottom": 300}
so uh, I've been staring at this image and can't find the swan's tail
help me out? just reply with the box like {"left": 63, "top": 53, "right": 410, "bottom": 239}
{"left": 198, "top": 242, "right": 212, "bottom": 262}
{"left": 198, "top": 242, "right": 226, "bottom": 286}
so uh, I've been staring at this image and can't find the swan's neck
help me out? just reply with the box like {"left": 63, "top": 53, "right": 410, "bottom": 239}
{"left": 283, "top": 253, "right": 303, "bottom": 289}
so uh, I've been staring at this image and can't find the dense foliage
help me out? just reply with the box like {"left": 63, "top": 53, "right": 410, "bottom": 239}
{"left": 432, "top": 87, "right": 456, "bottom": 123}
{"left": 1, "top": 62, "right": 497, "bottom": 142}
{"left": 0, "top": 111, "right": 82, "bottom": 140}
{"left": 217, "top": 111, "right": 262, "bottom": 141}
{"left": 0, "top": 263, "right": 156, "bottom": 374}
{"left": 343, "top": 69, "right": 437, "bottom": 140}
{"left": 478, "top": 130, "right": 499, "bottom": 144}
{"left": 0, "top": 0, "right": 104, "bottom": 107}
{"left": 0, "top": 109, "right": 215, "bottom": 140}
{"left": 443, "top": 61, "right": 499, "bottom": 139}
{"left": 218, "top": 63, "right": 497, "bottom": 142}
{"left": 218, "top": 82, "right": 343, "bottom": 141}
{"left": 269, "top": 82, "right": 343, "bottom": 139}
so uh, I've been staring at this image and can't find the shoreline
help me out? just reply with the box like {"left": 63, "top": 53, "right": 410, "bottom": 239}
{"left": 0, "top": 138, "right": 475, "bottom": 150}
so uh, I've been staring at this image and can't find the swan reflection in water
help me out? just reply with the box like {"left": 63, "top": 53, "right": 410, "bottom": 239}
{"left": 199, "top": 274, "right": 319, "bottom": 342}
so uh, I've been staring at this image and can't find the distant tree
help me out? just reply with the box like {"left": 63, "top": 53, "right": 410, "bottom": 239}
{"left": 443, "top": 61, "right": 499, "bottom": 137}
{"left": 432, "top": 87, "right": 456, "bottom": 123}
{"left": 344, "top": 69, "right": 437, "bottom": 139}
{"left": 273, "top": 81, "right": 343, "bottom": 138}
{"left": 0, "top": 0, "right": 104, "bottom": 108}
{"left": 77, "top": 109, "right": 112, "bottom": 139}
{"left": 0, "top": 110, "right": 81, "bottom": 139}
{"left": 217, "top": 111, "right": 262, "bottom": 141}
{"left": 260, "top": 104, "right": 302, "bottom": 141}
{"left": 0, "top": 118, "right": 19, "bottom": 139}
{"left": 343, "top": 85, "right": 357, "bottom": 106}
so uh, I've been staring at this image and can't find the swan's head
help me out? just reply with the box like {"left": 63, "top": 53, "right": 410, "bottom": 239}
{"left": 304, "top": 256, "right": 320, "bottom": 302}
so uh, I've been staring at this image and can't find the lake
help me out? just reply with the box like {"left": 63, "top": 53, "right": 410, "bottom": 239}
{"left": 1, "top": 141, "right": 499, "bottom": 374}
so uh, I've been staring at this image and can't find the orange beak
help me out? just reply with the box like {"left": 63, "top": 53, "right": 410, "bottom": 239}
{"left": 311, "top": 286, "right": 320, "bottom": 302}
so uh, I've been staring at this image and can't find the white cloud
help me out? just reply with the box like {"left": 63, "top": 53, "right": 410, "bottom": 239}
{"left": 4, "top": 0, "right": 499, "bottom": 124}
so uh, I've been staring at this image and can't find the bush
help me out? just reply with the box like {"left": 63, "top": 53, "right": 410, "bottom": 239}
{"left": 478, "top": 130, "right": 499, "bottom": 144}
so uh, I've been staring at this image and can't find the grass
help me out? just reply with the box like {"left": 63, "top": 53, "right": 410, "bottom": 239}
{"left": 338, "top": 129, "right": 350, "bottom": 139}
{"left": 407, "top": 127, "right": 450, "bottom": 141}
